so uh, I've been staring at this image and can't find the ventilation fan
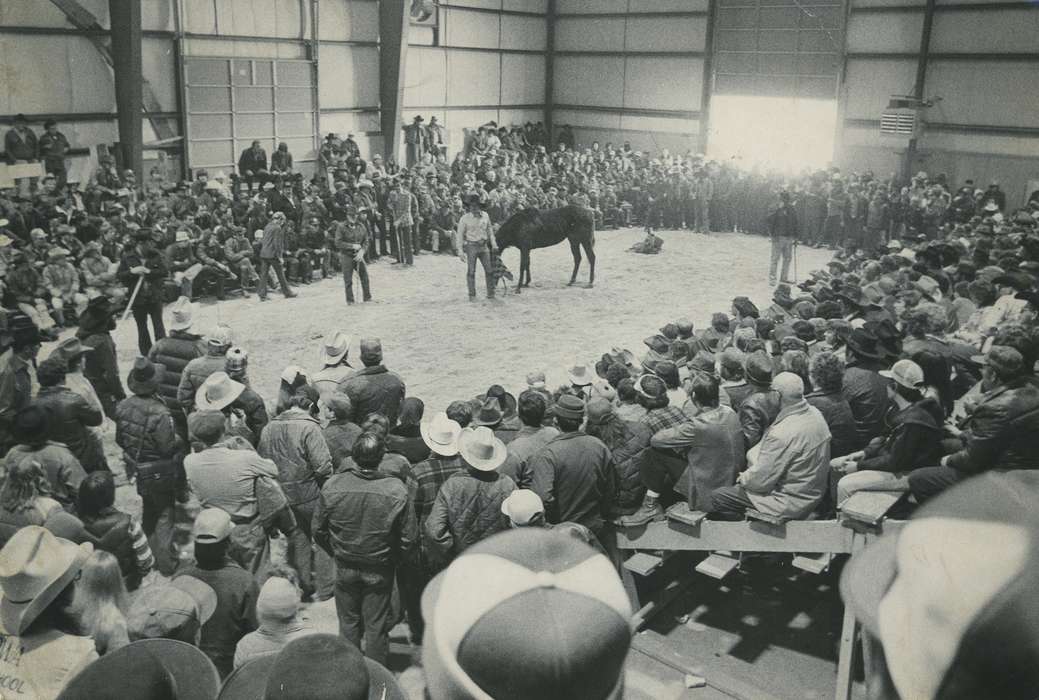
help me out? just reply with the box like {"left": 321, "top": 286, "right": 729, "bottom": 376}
{"left": 410, "top": 0, "right": 437, "bottom": 24}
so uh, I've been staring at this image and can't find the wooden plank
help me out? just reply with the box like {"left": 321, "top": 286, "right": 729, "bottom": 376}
{"left": 617, "top": 519, "right": 861, "bottom": 554}
{"left": 695, "top": 553, "right": 740, "bottom": 579}
{"left": 792, "top": 552, "right": 833, "bottom": 574}
{"left": 625, "top": 552, "right": 665, "bottom": 577}
{"left": 666, "top": 503, "right": 707, "bottom": 527}
{"left": 746, "top": 509, "right": 786, "bottom": 526}
{"left": 840, "top": 491, "right": 904, "bottom": 526}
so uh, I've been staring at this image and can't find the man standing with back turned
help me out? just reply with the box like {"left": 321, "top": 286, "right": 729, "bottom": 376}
{"left": 767, "top": 190, "right": 799, "bottom": 286}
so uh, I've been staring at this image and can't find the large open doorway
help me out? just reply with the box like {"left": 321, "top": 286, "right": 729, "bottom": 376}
{"left": 706, "top": 94, "right": 838, "bottom": 173}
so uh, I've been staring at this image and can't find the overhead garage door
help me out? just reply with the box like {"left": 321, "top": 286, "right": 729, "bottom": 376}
{"left": 713, "top": 0, "right": 846, "bottom": 99}
{"left": 184, "top": 57, "right": 318, "bottom": 177}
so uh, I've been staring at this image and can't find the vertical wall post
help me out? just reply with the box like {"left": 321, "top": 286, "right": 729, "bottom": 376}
{"left": 109, "top": 0, "right": 143, "bottom": 176}
{"left": 697, "top": 0, "right": 717, "bottom": 155}
{"left": 379, "top": 0, "right": 410, "bottom": 162}
{"left": 544, "top": 0, "right": 556, "bottom": 148}
{"left": 903, "top": 0, "right": 936, "bottom": 182}
{"left": 172, "top": 0, "right": 189, "bottom": 177}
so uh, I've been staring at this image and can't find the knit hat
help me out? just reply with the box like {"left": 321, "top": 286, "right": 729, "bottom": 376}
{"left": 585, "top": 397, "right": 614, "bottom": 427}
{"left": 421, "top": 529, "right": 632, "bottom": 700}
{"left": 553, "top": 394, "right": 586, "bottom": 421}
{"left": 841, "top": 470, "right": 1039, "bottom": 700}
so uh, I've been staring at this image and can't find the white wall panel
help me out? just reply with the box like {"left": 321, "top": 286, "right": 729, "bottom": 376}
{"left": 498, "top": 108, "right": 544, "bottom": 125}
{"left": 143, "top": 0, "right": 176, "bottom": 31}
{"left": 143, "top": 38, "right": 178, "bottom": 112}
{"left": 501, "top": 15, "right": 548, "bottom": 50}
{"left": 553, "top": 109, "right": 623, "bottom": 129}
{"left": 630, "top": 0, "right": 708, "bottom": 10}
{"left": 931, "top": 10, "right": 1039, "bottom": 53}
{"left": 554, "top": 56, "right": 626, "bottom": 107}
{"left": 555, "top": 18, "right": 626, "bottom": 52}
{"left": 851, "top": 0, "right": 923, "bottom": 7}
{"left": 846, "top": 12, "right": 924, "bottom": 52}
{"left": 842, "top": 59, "right": 916, "bottom": 120}
{"left": 0, "top": 36, "right": 114, "bottom": 114}
{"left": 442, "top": 8, "right": 501, "bottom": 48}
{"left": 183, "top": 38, "right": 306, "bottom": 58}
{"left": 318, "top": 0, "right": 379, "bottom": 41}
{"left": 926, "top": 61, "right": 1039, "bottom": 128}
{"left": 404, "top": 48, "right": 448, "bottom": 106}
{"left": 449, "top": 0, "right": 502, "bottom": 9}
{"left": 620, "top": 114, "right": 699, "bottom": 134}
{"left": 184, "top": 0, "right": 219, "bottom": 34}
{"left": 557, "top": 0, "right": 627, "bottom": 13}
{"left": 501, "top": 54, "right": 546, "bottom": 104}
{"left": 623, "top": 57, "right": 703, "bottom": 111}
{"left": 503, "top": 0, "right": 548, "bottom": 12}
{"left": 319, "top": 45, "right": 379, "bottom": 108}
{"left": 922, "top": 131, "right": 1039, "bottom": 158}
{"left": 446, "top": 51, "right": 502, "bottom": 105}
{"left": 625, "top": 17, "right": 706, "bottom": 52}
{"left": 319, "top": 110, "right": 380, "bottom": 137}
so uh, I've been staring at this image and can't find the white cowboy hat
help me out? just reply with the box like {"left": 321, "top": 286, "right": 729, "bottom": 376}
{"left": 0, "top": 526, "right": 92, "bottom": 635}
{"left": 195, "top": 371, "right": 245, "bottom": 411}
{"left": 457, "top": 426, "right": 506, "bottom": 472}
{"left": 420, "top": 412, "right": 463, "bottom": 457}
{"left": 168, "top": 296, "right": 197, "bottom": 332}
{"left": 567, "top": 361, "right": 592, "bottom": 387}
{"left": 320, "top": 330, "right": 351, "bottom": 366}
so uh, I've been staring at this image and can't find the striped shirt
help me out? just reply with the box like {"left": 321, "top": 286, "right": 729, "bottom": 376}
{"left": 129, "top": 516, "right": 155, "bottom": 575}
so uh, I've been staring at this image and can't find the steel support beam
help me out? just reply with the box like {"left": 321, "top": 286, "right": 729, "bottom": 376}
{"left": 544, "top": 0, "right": 556, "bottom": 146}
{"left": 109, "top": 0, "right": 143, "bottom": 176}
{"left": 378, "top": 0, "right": 409, "bottom": 162}
{"left": 698, "top": 0, "right": 718, "bottom": 155}
{"left": 901, "top": 0, "right": 936, "bottom": 183}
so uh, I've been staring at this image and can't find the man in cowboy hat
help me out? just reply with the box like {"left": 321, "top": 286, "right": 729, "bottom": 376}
{"left": 118, "top": 229, "right": 168, "bottom": 355}
{"left": 767, "top": 190, "right": 799, "bottom": 286}
{"left": 177, "top": 323, "right": 233, "bottom": 417}
{"left": 333, "top": 204, "right": 372, "bottom": 304}
{"left": 148, "top": 297, "right": 206, "bottom": 439}
{"left": 314, "top": 432, "right": 417, "bottom": 663}
{"left": 312, "top": 330, "right": 355, "bottom": 402}
{"left": 258, "top": 211, "right": 297, "bottom": 302}
{"left": 114, "top": 357, "right": 183, "bottom": 575}
{"left": 0, "top": 317, "right": 41, "bottom": 453}
{"left": 842, "top": 328, "right": 892, "bottom": 446}
{"left": 398, "top": 411, "right": 466, "bottom": 643}
{"left": 425, "top": 426, "right": 515, "bottom": 570}
{"left": 0, "top": 526, "right": 97, "bottom": 698}
{"left": 455, "top": 194, "right": 496, "bottom": 301}
{"left": 41, "top": 246, "right": 86, "bottom": 328}
{"left": 740, "top": 351, "right": 781, "bottom": 449}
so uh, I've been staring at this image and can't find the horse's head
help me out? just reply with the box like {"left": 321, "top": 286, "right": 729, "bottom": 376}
{"left": 495, "top": 208, "right": 541, "bottom": 252}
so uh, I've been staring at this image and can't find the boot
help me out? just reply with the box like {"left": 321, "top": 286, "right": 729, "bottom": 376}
{"left": 616, "top": 493, "right": 663, "bottom": 527}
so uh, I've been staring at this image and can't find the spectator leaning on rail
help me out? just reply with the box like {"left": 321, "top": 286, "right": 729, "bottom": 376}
{"left": 709, "top": 372, "right": 831, "bottom": 521}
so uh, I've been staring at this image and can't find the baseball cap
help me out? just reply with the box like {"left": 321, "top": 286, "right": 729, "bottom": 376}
{"left": 359, "top": 338, "right": 382, "bottom": 362}
{"left": 879, "top": 358, "right": 925, "bottom": 390}
{"left": 256, "top": 576, "right": 300, "bottom": 621}
{"left": 841, "top": 470, "right": 1039, "bottom": 700}
{"left": 526, "top": 370, "right": 547, "bottom": 389}
{"left": 206, "top": 324, "right": 233, "bottom": 347}
{"left": 128, "top": 576, "right": 217, "bottom": 642}
{"left": 421, "top": 529, "right": 632, "bottom": 699}
{"left": 500, "top": 489, "right": 545, "bottom": 526}
{"left": 193, "top": 508, "right": 232, "bottom": 543}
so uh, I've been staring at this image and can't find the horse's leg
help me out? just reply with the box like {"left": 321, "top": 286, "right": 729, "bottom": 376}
{"left": 568, "top": 239, "right": 582, "bottom": 286}
{"left": 584, "top": 238, "right": 596, "bottom": 288}
{"left": 521, "top": 248, "right": 531, "bottom": 289}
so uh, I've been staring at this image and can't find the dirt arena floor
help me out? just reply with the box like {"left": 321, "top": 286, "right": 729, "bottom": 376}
{"left": 74, "top": 227, "right": 842, "bottom": 699}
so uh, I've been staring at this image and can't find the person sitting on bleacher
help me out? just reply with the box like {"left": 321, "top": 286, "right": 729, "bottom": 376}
{"left": 709, "top": 372, "right": 831, "bottom": 521}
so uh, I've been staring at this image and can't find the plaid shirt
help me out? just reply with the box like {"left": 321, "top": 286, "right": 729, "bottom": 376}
{"left": 640, "top": 406, "right": 688, "bottom": 436}
{"left": 406, "top": 454, "right": 465, "bottom": 526}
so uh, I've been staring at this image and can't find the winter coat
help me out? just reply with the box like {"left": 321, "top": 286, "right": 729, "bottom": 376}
{"left": 314, "top": 466, "right": 416, "bottom": 569}
{"left": 238, "top": 147, "right": 268, "bottom": 174}
{"left": 806, "top": 390, "right": 861, "bottom": 458}
{"left": 81, "top": 254, "right": 117, "bottom": 289}
{"left": 387, "top": 425, "right": 430, "bottom": 465}
{"left": 76, "top": 328, "right": 125, "bottom": 407}
{"left": 229, "top": 388, "right": 269, "bottom": 447}
{"left": 81, "top": 508, "right": 139, "bottom": 589}
{"left": 3, "top": 442, "right": 86, "bottom": 511}
{"left": 177, "top": 352, "right": 227, "bottom": 413}
{"left": 529, "top": 432, "right": 616, "bottom": 534}
{"left": 339, "top": 365, "right": 406, "bottom": 428}
{"left": 258, "top": 409, "right": 333, "bottom": 507}
{"left": 652, "top": 405, "right": 746, "bottom": 511}
{"left": 498, "top": 425, "right": 559, "bottom": 490}
{"left": 42, "top": 261, "right": 79, "bottom": 295}
{"left": 740, "top": 387, "right": 781, "bottom": 450}
{"left": 149, "top": 331, "right": 207, "bottom": 411}
{"left": 859, "top": 397, "right": 944, "bottom": 473}
{"left": 33, "top": 386, "right": 103, "bottom": 470}
{"left": 259, "top": 221, "right": 284, "bottom": 259}
{"left": 425, "top": 468, "right": 515, "bottom": 564}
{"left": 740, "top": 400, "right": 831, "bottom": 519}
{"left": 843, "top": 366, "right": 891, "bottom": 446}
{"left": 945, "top": 378, "right": 1039, "bottom": 475}
{"left": 114, "top": 394, "right": 180, "bottom": 468}
{"left": 118, "top": 247, "right": 168, "bottom": 309}
{"left": 591, "top": 417, "right": 648, "bottom": 516}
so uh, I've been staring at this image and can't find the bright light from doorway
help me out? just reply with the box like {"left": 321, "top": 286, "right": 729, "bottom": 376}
{"left": 706, "top": 95, "right": 838, "bottom": 173}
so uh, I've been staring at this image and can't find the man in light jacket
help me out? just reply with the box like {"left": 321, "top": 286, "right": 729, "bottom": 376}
{"left": 709, "top": 372, "right": 831, "bottom": 521}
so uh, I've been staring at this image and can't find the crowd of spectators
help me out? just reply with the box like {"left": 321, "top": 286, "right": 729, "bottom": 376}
{"left": 3, "top": 113, "right": 1039, "bottom": 698}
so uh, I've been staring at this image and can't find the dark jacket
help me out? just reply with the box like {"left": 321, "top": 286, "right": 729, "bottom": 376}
{"left": 652, "top": 405, "right": 746, "bottom": 511}
{"left": 118, "top": 247, "right": 168, "bottom": 309}
{"left": 425, "top": 468, "right": 515, "bottom": 564}
{"left": 113, "top": 394, "right": 180, "bottom": 467}
{"left": 82, "top": 507, "right": 140, "bottom": 590}
{"left": 322, "top": 419, "right": 363, "bottom": 465}
{"left": 314, "top": 466, "right": 416, "bottom": 568}
{"left": 766, "top": 203, "right": 799, "bottom": 239}
{"left": 529, "top": 432, "right": 616, "bottom": 534}
{"left": 238, "top": 146, "right": 268, "bottom": 174}
{"left": 587, "top": 416, "right": 646, "bottom": 516}
{"left": 259, "top": 221, "right": 284, "bottom": 259}
{"left": 149, "top": 330, "right": 207, "bottom": 411}
{"left": 76, "top": 330, "right": 125, "bottom": 408}
{"left": 177, "top": 352, "right": 227, "bottom": 413}
{"left": 806, "top": 390, "right": 861, "bottom": 458}
{"left": 740, "top": 387, "right": 781, "bottom": 449}
{"left": 859, "top": 396, "right": 944, "bottom": 473}
{"left": 175, "top": 562, "right": 258, "bottom": 679}
{"left": 387, "top": 425, "right": 431, "bottom": 464}
{"left": 945, "top": 378, "right": 1039, "bottom": 475}
{"left": 340, "top": 365, "right": 406, "bottom": 427}
{"left": 229, "top": 388, "right": 269, "bottom": 447}
{"left": 33, "top": 386, "right": 104, "bottom": 470}
{"left": 843, "top": 366, "right": 891, "bottom": 446}
{"left": 258, "top": 409, "right": 333, "bottom": 507}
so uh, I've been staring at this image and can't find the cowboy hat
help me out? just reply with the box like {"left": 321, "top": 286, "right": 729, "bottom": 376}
{"left": 845, "top": 328, "right": 885, "bottom": 361}
{"left": 476, "top": 385, "right": 517, "bottom": 419}
{"left": 420, "top": 412, "right": 463, "bottom": 457}
{"left": 195, "top": 372, "right": 245, "bottom": 411}
{"left": 320, "top": 330, "right": 351, "bottom": 366}
{"left": 566, "top": 361, "right": 593, "bottom": 387}
{"left": 470, "top": 398, "right": 504, "bottom": 428}
{"left": 0, "top": 526, "right": 92, "bottom": 635}
{"left": 168, "top": 296, "right": 197, "bottom": 332}
{"left": 127, "top": 357, "right": 165, "bottom": 395}
{"left": 457, "top": 426, "right": 507, "bottom": 471}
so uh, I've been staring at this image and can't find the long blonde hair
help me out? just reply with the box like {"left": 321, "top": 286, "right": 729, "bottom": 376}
{"left": 75, "top": 551, "right": 129, "bottom": 646}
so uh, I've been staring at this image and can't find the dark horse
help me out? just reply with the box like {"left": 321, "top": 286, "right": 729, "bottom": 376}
{"left": 495, "top": 205, "right": 596, "bottom": 292}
